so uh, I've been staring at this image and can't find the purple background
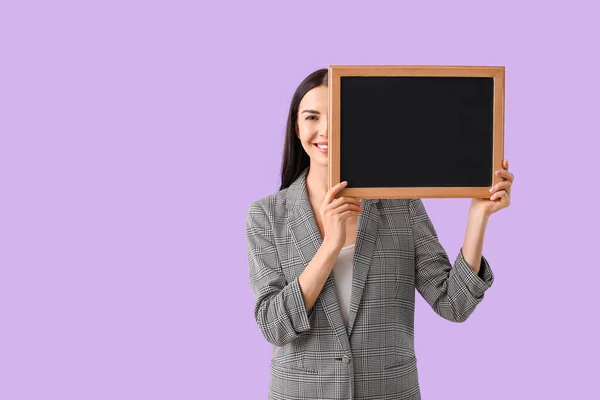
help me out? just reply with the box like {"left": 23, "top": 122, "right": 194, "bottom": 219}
{"left": 1, "top": 0, "right": 598, "bottom": 398}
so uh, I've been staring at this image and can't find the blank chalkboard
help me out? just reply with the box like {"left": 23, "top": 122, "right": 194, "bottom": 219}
{"left": 328, "top": 66, "right": 505, "bottom": 198}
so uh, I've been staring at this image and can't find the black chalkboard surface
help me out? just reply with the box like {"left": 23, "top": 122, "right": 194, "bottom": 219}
{"left": 328, "top": 66, "right": 505, "bottom": 198}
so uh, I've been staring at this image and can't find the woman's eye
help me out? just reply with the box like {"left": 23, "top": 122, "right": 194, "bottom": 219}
{"left": 306, "top": 116, "right": 317, "bottom": 121}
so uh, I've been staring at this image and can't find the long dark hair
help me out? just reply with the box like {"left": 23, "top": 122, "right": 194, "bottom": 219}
{"left": 279, "top": 68, "right": 328, "bottom": 191}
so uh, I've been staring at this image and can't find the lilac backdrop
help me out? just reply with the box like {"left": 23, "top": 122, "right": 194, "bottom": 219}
{"left": 1, "top": 0, "right": 598, "bottom": 399}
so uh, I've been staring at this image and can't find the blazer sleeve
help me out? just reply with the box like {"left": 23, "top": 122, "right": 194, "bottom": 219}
{"left": 246, "top": 202, "right": 313, "bottom": 346}
{"left": 409, "top": 198, "right": 495, "bottom": 323}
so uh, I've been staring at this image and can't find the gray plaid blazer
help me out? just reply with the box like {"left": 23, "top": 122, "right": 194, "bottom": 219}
{"left": 246, "top": 167, "right": 494, "bottom": 400}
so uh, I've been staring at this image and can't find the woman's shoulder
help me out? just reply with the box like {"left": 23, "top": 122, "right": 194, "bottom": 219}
{"left": 247, "top": 187, "right": 290, "bottom": 218}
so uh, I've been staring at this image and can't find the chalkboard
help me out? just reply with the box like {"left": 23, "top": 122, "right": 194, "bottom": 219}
{"left": 328, "top": 66, "right": 505, "bottom": 198}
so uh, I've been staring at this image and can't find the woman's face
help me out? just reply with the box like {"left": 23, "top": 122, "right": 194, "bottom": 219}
{"left": 296, "top": 85, "right": 328, "bottom": 167}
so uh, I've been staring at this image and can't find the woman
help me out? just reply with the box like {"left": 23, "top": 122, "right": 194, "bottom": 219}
{"left": 246, "top": 68, "right": 514, "bottom": 400}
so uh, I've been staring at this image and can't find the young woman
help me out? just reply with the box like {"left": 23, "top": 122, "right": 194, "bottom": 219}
{"left": 246, "top": 68, "right": 514, "bottom": 400}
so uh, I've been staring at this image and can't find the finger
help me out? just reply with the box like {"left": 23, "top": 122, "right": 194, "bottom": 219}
{"left": 338, "top": 209, "right": 361, "bottom": 220}
{"left": 331, "top": 202, "right": 362, "bottom": 213}
{"left": 504, "top": 159, "right": 508, "bottom": 170}
{"left": 497, "top": 191, "right": 510, "bottom": 206}
{"left": 491, "top": 182, "right": 511, "bottom": 197}
{"left": 325, "top": 181, "right": 348, "bottom": 204}
{"left": 495, "top": 169, "right": 514, "bottom": 182}
{"left": 489, "top": 181, "right": 511, "bottom": 193}
{"left": 490, "top": 190, "right": 509, "bottom": 203}
{"left": 490, "top": 190, "right": 502, "bottom": 201}
{"left": 330, "top": 196, "right": 361, "bottom": 209}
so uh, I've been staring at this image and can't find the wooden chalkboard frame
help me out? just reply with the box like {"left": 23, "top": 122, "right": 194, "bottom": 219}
{"left": 328, "top": 65, "right": 505, "bottom": 198}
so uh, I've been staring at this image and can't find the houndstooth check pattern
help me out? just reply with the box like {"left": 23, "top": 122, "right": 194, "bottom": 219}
{"left": 246, "top": 167, "right": 494, "bottom": 399}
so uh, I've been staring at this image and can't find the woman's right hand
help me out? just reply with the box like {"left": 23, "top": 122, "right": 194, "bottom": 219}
{"left": 320, "top": 181, "right": 363, "bottom": 252}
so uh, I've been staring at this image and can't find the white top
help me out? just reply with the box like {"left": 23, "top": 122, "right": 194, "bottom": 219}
{"left": 332, "top": 243, "right": 356, "bottom": 327}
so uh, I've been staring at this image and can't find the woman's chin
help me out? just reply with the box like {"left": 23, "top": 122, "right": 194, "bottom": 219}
{"left": 311, "top": 158, "right": 328, "bottom": 167}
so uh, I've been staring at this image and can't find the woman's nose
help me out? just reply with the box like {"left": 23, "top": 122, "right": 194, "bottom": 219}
{"left": 319, "top": 118, "right": 328, "bottom": 134}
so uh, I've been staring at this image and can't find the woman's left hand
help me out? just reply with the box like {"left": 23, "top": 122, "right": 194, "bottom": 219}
{"left": 470, "top": 159, "right": 514, "bottom": 217}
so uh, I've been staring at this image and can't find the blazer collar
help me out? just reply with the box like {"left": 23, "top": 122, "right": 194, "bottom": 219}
{"left": 285, "top": 166, "right": 380, "bottom": 352}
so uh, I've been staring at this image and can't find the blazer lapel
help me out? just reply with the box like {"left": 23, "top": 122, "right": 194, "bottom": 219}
{"left": 347, "top": 199, "right": 379, "bottom": 337}
{"left": 286, "top": 166, "right": 379, "bottom": 351}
